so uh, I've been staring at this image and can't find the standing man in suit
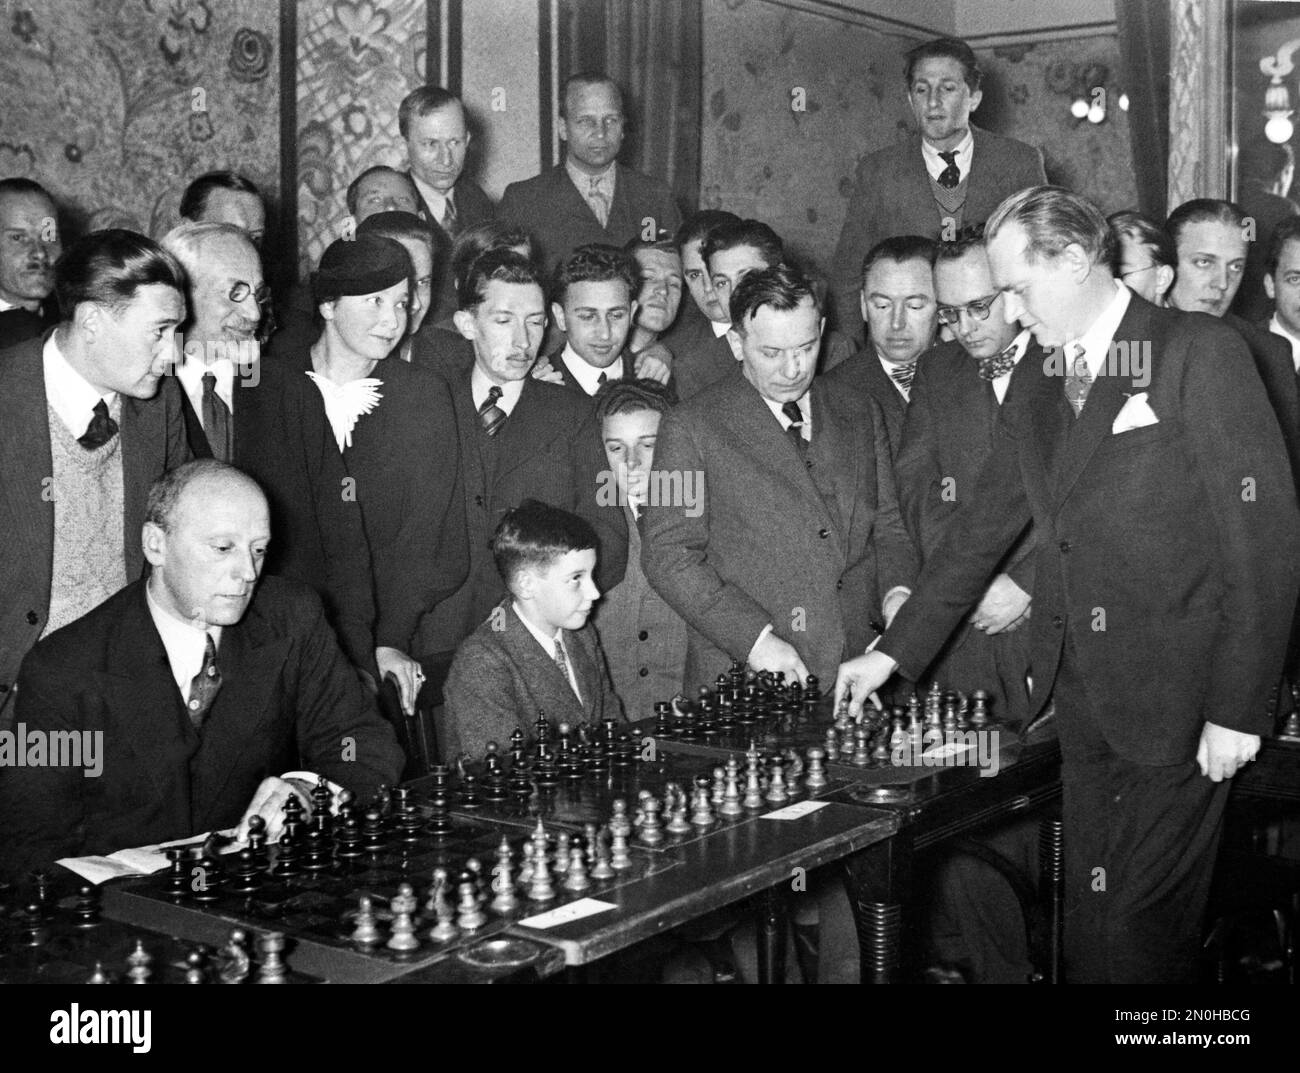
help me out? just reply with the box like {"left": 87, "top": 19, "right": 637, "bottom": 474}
{"left": 0, "top": 178, "right": 61, "bottom": 350}
{"left": 830, "top": 36, "right": 1046, "bottom": 332}
{"left": 1264, "top": 216, "right": 1300, "bottom": 372}
{"left": 497, "top": 73, "right": 682, "bottom": 276}
{"left": 659, "top": 209, "right": 741, "bottom": 401}
{"left": 415, "top": 249, "right": 627, "bottom": 661}
{"left": 179, "top": 171, "right": 266, "bottom": 249}
{"left": 0, "top": 461, "right": 405, "bottom": 882}
{"left": 643, "top": 262, "right": 916, "bottom": 687}
{"left": 400, "top": 86, "right": 495, "bottom": 325}
{"left": 1232, "top": 138, "right": 1298, "bottom": 322}
{"left": 443, "top": 501, "right": 625, "bottom": 759}
{"left": 160, "top": 221, "right": 377, "bottom": 677}
{"left": 0, "top": 229, "right": 191, "bottom": 726}
{"left": 836, "top": 186, "right": 1300, "bottom": 984}
{"left": 1166, "top": 198, "right": 1300, "bottom": 486}
{"left": 895, "top": 231, "right": 1035, "bottom": 725}
{"left": 823, "top": 235, "right": 939, "bottom": 454}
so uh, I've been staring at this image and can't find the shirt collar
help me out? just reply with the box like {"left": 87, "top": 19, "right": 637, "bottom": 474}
{"left": 1270, "top": 313, "right": 1300, "bottom": 373}
{"left": 43, "top": 331, "right": 119, "bottom": 437}
{"left": 711, "top": 318, "right": 731, "bottom": 338}
{"left": 762, "top": 391, "right": 810, "bottom": 432}
{"left": 566, "top": 158, "right": 616, "bottom": 193}
{"left": 470, "top": 362, "right": 525, "bottom": 415}
{"left": 146, "top": 579, "right": 222, "bottom": 699}
{"left": 512, "top": 599, "right": 562, "bottom": 654}
{"left": 0, "top": 296, "right": 22, "bottom": 313}
{"left": 560, "top": 343, "right": 623, "bottom": 395}
{"left": 411, "top": 173, "right": 451, "bottom": 219}
{"left": 921, "top": 128, "right": 974, "bottom": 182}
{"left": 1065, "top": 280, "right": 1131, "bottom": 379}
{"left": 177, "top": 350, "right": 237, "bottom": 395}
{"left": 1000, "top": 328, "right": 1031, "bottom": 371}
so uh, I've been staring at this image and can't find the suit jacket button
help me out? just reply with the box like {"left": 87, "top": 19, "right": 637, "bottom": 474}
{"left": 474, "top": 494, "right": 484, "bottom": 507}
{"left": 1059, "top": 540, "right": 1071, "bottom": 553}
{"left": 638, "top": 630, "right": 649, "bottom": 641}
{"left": 836, "top": 579, "right": 843, "bottom": 590}
{"left": 818, "top": 527, "right": 830, "bottom": 539}
{"left": 25, "top": 610, "right": 38, "bottom": 625}
{"left": 1051, "top": 615, "right": 1063, "bottom": 628}
{"left": 638, "top": 668, "right": 649, "bottom": 677}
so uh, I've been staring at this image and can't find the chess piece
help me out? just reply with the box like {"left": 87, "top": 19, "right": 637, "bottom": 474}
{"left": 165, "top": 846, "right": 189, "bottom": 900}
{"left": 609, "top": 798, "right": 632, "bottom": 839}
{"left": 666, "top": 784, "right": 692, "bottom": 834}
{"left": 86, "top": 962, "right": 113, "bottom": 984}
{"left": 970, "top": 690, "right": 991, "bottom": 729}
{"left": 640, "top": 795, "right": 665, "bottom": 845}
{"left": 690, "top": 783, "right": 716, "bottom": 828}
{"left": 386, "top": 884, "right": 421, "bottom": 951}
{"left": 804, "top": 747, "right": 828, "bottom": 790}
{"left": 711, "top": 766, "right": 727, "bottom": 806}
{"left": 272, "top": 828, "right": 300, "bottom": 878}
{"left": 255, "top": 932, "right": 288, "bottom": 982}
{"left": 73, "top": 884, "right": 102, "bottom": 928}
{"left": 456, "top": 875, "right": 488, "bottom": 930}
{"left": 185, "top": 948, "right": 210, "bottom": 984}
{"left": 563, "top": 847, "right": 591, "bottom": 893}
{"left": 491, "top": 838, "right": 520, "bottom": 914}
{"left": 851, "top": 726, "right": 871, "bottom": 767}
{"left": 230, "top": 846, "right": 263, "bottom": 894}
{"left": 527, "top": 845, "right": 556, "bottom": 902}
{"left": 311, "top": 776, "right": 334, "bottom": 832}
{"left": 804, "top": 674, "right": 821, "bottom": 701}
{"left": 591, "top": 830, "right": 616, "bottom": 880}
{"left": 20, "top": 903, "right": 47, "bottom": 946}
{"left": 126, "top": 940, "right": 152, "bottom": 983}
{"left": 429, "top": 874, "right": 460, "bottom": 943}
{"left": 871, "top": 728, "right": 890, "bottom": 766}
{"left": 350, "top": 895, "right": 382, "bottom": 946}
{"left": 609, "top": 827, "right": 633, "bottom": 871}
{"left": 742, "top": 752, "right": 765, "bottom": 810}
{"left": 218, "top": 929, "right": 252, "bottom": 983}
{"left": 765, "top": 758, "right": 790, "bottom": 804}
{"left": 720, "top": 756, "right": 744, "bottom": 816}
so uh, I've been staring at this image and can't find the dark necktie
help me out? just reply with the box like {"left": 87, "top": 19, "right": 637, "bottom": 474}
{"left": 553, "top": 639, "right": 580, "bottom": 701}
{"left": 187, "top": 632, "right": 222, "bottom": 730}
{"left": 1064, "top": 343, "right": 1093, "bottom": 417}
{"left": 443, "top": 196, "right": 457, "bottom": 235}
{"left": 781, "top": 400, "right": 806, "bottom": 455}
{"left": 937, "top": 150, "right": 961, "bottom": 189}
{"left": 77, "top": 399, "right": 118, "bottom": 450}
{"left": 478, "top": 385, "right": 506, "bottom": 436}
{"left": 888, "top": 361, "right": 917, "bottom": 397}
{"left": 978, "top": 342, "right": 1019, "bottom": 382}
{"left": 201, "top": 372, "right": 233, "bottom": 462}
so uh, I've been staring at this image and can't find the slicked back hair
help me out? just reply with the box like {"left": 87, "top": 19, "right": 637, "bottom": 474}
{"left": 56, "top": 228, "right": 186, "bottom": 317}
{"left": 861, "top": 234, "right": 939, "bottom": 282}
{"left": 700, "top": 219, "right": 784, "bottom": 271}
{"left": 459, "top": 247, "right": 545, "bottom": 311}
{"left": 1165, "top": 198, "right": 1247, "bottom": 249}
{"left": 450, "top": 221, "right": 536, "bottom": 296}
{"left": 1107, "top": 210, "right": 1176, "bottom": 272}
{"left": 345, "top": 165, "right": 417, "bottom": 217}
{"left": 594, "top": 377, "right": 672, "bottom": 424}
{"left": 552, "top": 243, "right": 638, "bottom": 305}
{"left": 730, "top": 261, "right": 821, "bottom": 332}
{"left": 398, "top": 85, "right": 465, "bottom": 140}
{"left": 675, "top": 209, "right": 741, "bottom": 250}
{"left": 560, "top": 72, "right": 623, "bottom": 118}
{"left": 985, "top": 185, "right": 1115, "bottom": 268}
{"left": 492, "top": 499, "right": 598, "bottom": 591}
{"left": 904, "top": 37, "right": 981, "bottom": 92}
{"left": 179, "top": 171, "right": 261, "bottom": 222}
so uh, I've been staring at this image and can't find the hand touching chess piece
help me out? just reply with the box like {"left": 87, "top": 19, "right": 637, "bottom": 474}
{"left": 235, "top": 777, "right": 314, "bottom": 842}
{"left": 833, "top": 650, "right": 898, "bottom": 721}
{"left": 747, "top": 631, "right": 809, "bottom": 686}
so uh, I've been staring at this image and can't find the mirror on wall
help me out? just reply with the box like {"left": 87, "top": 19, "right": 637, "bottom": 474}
{"left": 1232, "top": 0, "right": 1300, "bottom": 206}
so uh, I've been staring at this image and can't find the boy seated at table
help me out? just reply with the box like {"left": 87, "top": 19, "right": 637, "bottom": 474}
{"left": 441, "top": 500, "right": 625, "bottom": 760}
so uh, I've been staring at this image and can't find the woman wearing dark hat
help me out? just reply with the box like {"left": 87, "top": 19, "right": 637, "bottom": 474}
{"left": 295, "top": 233, "right": 469, "bottom": 718}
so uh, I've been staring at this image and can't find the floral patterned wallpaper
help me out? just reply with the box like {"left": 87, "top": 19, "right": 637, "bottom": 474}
{"left": 0, "top": 0, "right": 278, "bottom": 239}
{"left": 700, "top": 0, "right": 1137, "bottom": 278}
{"left": 295, "top": 0, "right": 427, "bottom": 276}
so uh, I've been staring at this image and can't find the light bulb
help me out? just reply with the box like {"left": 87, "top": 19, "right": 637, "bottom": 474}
{"left": 1118, "top": 92, "right": 1130, "bottom": 111}
{"left": 1070, "top": 98, "right": 1089, "bottom": 119}
{"left": 1087, "top": 103, "right": 1105, "bottom": 124}
{"left": 1266, "top": 114, "right": 1294, "bottom": 144}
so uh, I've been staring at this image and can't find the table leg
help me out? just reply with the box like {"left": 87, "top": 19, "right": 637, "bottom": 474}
{"left": 842, "top": 836, "right": 911, "bottom": 983}
{"left": 755, "top": 887, "right": 787, "bottom": 984}
{"left": 1038, "top": 818, "right": 1065, "bottom": 984}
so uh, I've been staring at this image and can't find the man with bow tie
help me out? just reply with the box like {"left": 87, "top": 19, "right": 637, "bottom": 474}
{"left": 0, "top": 229, "right": 193, "bottom": 727}
{"left": 823, "top": 235, "right": 939, "bottom": 455}
{"left": 829, "top": 36, "right": 1046, "bottom": 336}
{"left": 836, "top": 186, "right": 1300, "bottom": 984}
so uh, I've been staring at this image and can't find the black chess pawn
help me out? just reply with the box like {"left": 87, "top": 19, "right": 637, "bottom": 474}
{"left": 229, "top": 846, "right": 263, "bottom": 895}
{"left": 246, "top": 814, "right": 270, "bottom": 872}
{"left": 534, "top": 712, "right": 552, "bottom": 746}
{"left": 804, "top": 673, "right": 821, "bottom": 701}
{"left": 508, "top": 729, "right": 526, "bottom": 768}
{"left": 483, "top": 749, "right": 509, "bottom": 800}
{"left": 311, "top": 776, "right": 334, "bottom": 833}
{"left": 165, "top": 847, "right": 190, "bottom": 900}
{"left": 185, "top": 947, "right": 210, "bottom": 984}
{"left": 361, "top": 807, "right": 387, "bottom": 856}
{"left": 73, "top": 884, "right": 102, "bottom": 928}
{"left": 191, "top": 841, "right": 223, "bottom": 901}
{"left": 272, "top": 828, "right": 301, "bottom": 879}
{"left": 21, "top": 902, "right": 48, "bottom": 946}
{"left": 301, "top": 822, "right": 333, "bottom": 874}
{"left": 126, "top": 939, "right": 152, "bottom": 983}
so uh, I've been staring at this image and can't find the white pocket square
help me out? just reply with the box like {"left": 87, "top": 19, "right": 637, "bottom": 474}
{"left": 1112, "top": 392, "right": 1159, "bottom": 434}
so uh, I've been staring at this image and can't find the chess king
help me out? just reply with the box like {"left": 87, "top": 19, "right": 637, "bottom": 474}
{"left": 835, "top": 186, "right": 1300, "bottom": 984}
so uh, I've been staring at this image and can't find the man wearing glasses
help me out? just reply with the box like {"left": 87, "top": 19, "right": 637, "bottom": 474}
{"left": 498, "top": 74, "right": 682, "bottom": 276}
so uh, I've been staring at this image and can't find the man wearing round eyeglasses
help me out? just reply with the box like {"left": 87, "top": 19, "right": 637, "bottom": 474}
{"left": 498, "top": 74, "right": 682, "bottom": 276}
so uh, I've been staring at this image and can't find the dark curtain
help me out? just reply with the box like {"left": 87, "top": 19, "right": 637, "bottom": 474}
{"left": 1115, "top": 0, "right": 1170, "bottom": 220}
{"left": 557, "top": 0, "right": 702, "bottom": 214}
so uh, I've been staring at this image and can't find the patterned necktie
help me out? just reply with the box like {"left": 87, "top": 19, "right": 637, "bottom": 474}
{"left": 888, "top": 361, "right": 917, "bottom": 398}
{"left": 443, "top": 196, "right": 457, "bottom": 235}
{"left": 1064, "top": 343, "right": 1093, "bottom": 416}
{"left": 937, "top": 150, "right": 961, "bottom": 189}
{"left": 781, "top": 400, "right": 807, "bottom": 455}
{"left": 201, "top": 372, "right": 233, "bottom": 462}
{"left": 588, "top": 176, "right": 611, "bottom": 228}
{"left": 553, "top": 638, "right": 580, "bottom": 700}
{"left": 978, "top": 342, "right": 1019, "bottom": 382}
{"left": 187, "top": 632, "right": 222, "bottom": 730}
{"left": 78, "top": 399, "right": 118, "bottom": 450}
{"left": 478, "top": 385, "right": 506, "bottom": 436}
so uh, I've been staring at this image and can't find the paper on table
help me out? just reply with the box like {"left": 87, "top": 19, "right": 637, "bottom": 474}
{"left": 760, "top": 800, "right": 829, "bottom": 821}
{"left": 518, "top": 898, "right": 617, "bottom": 929}
{"left": 57, "top": 828, "right": 242, "bottom": 885}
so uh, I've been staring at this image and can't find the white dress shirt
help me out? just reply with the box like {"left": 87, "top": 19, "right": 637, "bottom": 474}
{"left": 921, "top": 129, "right": 974, "bottom": 184}
{"left": 1269, "top": 313, "right": 1300, "bottom": 373}
{"left": 470, "top": 364, "right": 525, "bottom": 416}
{"left": 875, "top": 350, "right": 913, "bottom": 400}
{"left": 43, "top": 332, "right": 119, "bottom": 438}
{"left": 763, "top": 391, "right": 811, "bottom": 442}
{"left": 177, "top": 353, "right": 236, "bottom": 428}
{"left": 0, "top": 296, "right": 22, "bottom": 313}
{"left": 1062, "top": 280, "right": 1132, "bottom": 382}
{"left": 412, "top": 173, "right": 454, "bottom": 229}
{"left": 560, "top": 343, "right": 623, "bottom": 396}
{"left": 513, "top": 601, "right": 582, "bottom": 703}
{"left": 146, "top": 582, "right": 223, "bottom": 704}
{"left": 566, "top": 158, "right": 616, "bottom": 225}
{"left": 991, "top": 328, "right": 1032, "bottom": 404}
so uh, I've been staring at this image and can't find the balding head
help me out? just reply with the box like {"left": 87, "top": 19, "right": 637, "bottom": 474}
{"left": 143, "top": 461, "right": 270, "bottom": 629}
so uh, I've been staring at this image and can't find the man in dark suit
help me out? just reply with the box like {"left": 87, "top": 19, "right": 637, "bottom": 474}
{"left": 399, "top": 86, "right": 496, "bottom": 324}
{"left": 179, "top": 171, "right": 266, "bottom": 248}
{"left": 1166, "top": 198, "right": 1300, "bottom": 486}
{"left": 822, "top": 235, "right": 939, "bottom": 454}
{"left": 159, "top": 221, "right": 377, "bottom": 675}
{"left": 643, "top": 262, "right": 917, "bottom": 688}
{"left": 837, "top": 187, "right": 1300, "bottom": 984}
{"left": 0, "top": 461, "right": 405, "bottom": 882}
{"left": 443, "top": 501, "right": 624, "bottom": 759}
{"left": 1265, "top": 216, "right": 1300, "bottom": 375}
{"left": 497, "top": 74, "right": 682, "bottom": 276}
{"left": 0, "top": 178, "right": 61, "bottom": 350}
{"left": 658, "top": 210, "right": 742, "bottom": 401}
{"left": 415, "top": 249, "right": 627, "bottom": 662}
{"left": 830, "top": 37, "right": 1046, "bottom": 331}
{"left": 0, "top": 229, "right": 191, "bottom": 727}
{"left": 1232, "top": 138, "right": 1298, "bottom": 322}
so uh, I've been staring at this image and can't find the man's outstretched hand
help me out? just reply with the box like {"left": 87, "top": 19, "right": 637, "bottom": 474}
{"left": 833, "top": 650, "right": 898, "bottom": 720}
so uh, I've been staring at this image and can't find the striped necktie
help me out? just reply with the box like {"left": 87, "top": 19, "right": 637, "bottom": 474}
{"left": 781, "top": 400, "right": 807, "bottom": 456}
{"left": 478, "top": 385, "right": 506, "bottom": 436}
{"left": 553, "top": 638, "right": 580, "bottom": 701}
{"left": 888, "top": 361, "right": 917, "bottom": 397}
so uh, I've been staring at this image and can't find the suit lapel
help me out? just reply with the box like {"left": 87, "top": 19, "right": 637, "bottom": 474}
{"left": 806, "top": 382, "right": 851, "bottom": 555}
{"left": 0, "top": 339, "right": 54, "bottom": 601}
{"left": 494, "top": 378, "right": 560, "bottom": 482}
{"left": 566, "top": 629, "right": 602, "bottom": 719}
{"left": 500, "top": 603, "right": 584, "bottom": 720}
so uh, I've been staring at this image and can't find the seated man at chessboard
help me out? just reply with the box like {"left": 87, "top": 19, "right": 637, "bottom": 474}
{"left": 0, "top": 460, "right": 406, "bottom": 884}
{"left": 441, "top": 500, "right": 625, "bottom": 761}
